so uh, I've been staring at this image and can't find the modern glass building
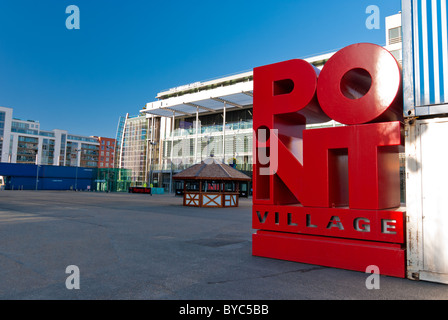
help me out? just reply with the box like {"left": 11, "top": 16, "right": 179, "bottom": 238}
{"left": 96, "top": 167, "right": 132, "bottom": 192}
{"left": 116, "top": 13, "right": 403, "bottom": 193}
{"left": 116, "top": 114, "right": 157, "bottom": 187}
{"left": 139, "top": 62, "right": 332, "bottom": 193}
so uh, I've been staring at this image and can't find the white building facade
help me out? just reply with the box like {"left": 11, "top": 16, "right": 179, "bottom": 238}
{"left": 0, "top": 106, "right": 100, "bottom": 168}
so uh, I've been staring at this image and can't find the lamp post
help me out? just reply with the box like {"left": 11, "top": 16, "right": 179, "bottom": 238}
{"left": 105, "top": 145, "right": 114, "bottom": 192}
{"left": 74, "top": 148, "right": 81, "bottom": 191}
{"left": 35, "top": 149, "right": 40, "bottom": 191}
{"left": 149, "top": 141, "right": 157, "bottom": 188}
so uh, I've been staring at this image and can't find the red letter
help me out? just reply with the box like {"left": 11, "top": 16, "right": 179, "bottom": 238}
{"left": 253, "top": 59, "right": 329, "bottom": 205}
{"left": 317, "top": 43, "right": 403, "bottom": 125}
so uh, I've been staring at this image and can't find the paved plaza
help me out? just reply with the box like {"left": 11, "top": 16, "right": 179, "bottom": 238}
{"left": 0, "top": 190, "right": 446, "bottom": 300}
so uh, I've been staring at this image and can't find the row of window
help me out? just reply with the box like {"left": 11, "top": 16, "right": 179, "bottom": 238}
{"left": 0, "top": 112, "right": 5, "bottom": 143}
{"left": 389, "top": 26, "right": 402, "bottom": 45}
{"left": 176, "top": 108, "right": 253, "bottom": 130}
{"left": 101, "top": 140, "right": 113, "bottom": 146}
{"left": 13, "top": 128, "right": 39, "bottom": 135}
{"left": 81, "top": 143, "right": 99, "bottom": 150}
{"left": 67, "top": 135, "right": 98, "bottom": 143}
{"left": 99, "top": 162, "right": 113, "bottom": 167}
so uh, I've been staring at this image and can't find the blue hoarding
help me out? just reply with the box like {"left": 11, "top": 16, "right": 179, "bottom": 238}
{"left": 0, "top": 163, "right": 97, "bottom": 190}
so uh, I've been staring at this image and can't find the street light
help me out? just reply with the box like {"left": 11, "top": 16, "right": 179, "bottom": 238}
{"left": 74, "top": 148, "right": 81, "bottom": 191}
{"left": 105, "top": 145, "right": 114, "bottom": 192}
{"left": 35, "top": 149, "right": 40, "bottom": 191}
{"left": 149, "top": 141, "right": 157, "bottom": 188}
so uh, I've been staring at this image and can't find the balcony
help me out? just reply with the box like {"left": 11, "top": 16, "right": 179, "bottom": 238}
{"left": 148, "top": 162, "right": 253, "bottom": 173}
{"left": 167, "top": 120, "right": 253, "bottom": 138}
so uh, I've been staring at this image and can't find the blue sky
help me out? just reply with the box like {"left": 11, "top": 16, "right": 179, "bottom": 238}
{"left": 0, "top": 0, "right": 401, "bottom": 139}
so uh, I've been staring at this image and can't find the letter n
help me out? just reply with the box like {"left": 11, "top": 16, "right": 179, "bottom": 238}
{"left": 302, "top": 122, "right": 402, "bottom": 210}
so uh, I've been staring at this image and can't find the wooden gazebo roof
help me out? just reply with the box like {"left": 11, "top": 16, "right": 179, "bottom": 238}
{"left": 173, "top": 158, "right": 251, "bottom": 181}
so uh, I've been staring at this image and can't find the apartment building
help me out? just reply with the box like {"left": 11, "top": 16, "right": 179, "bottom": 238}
{"left": 0, "top": 106, "right": 100, "bottom": 168}
{"left": 96, "top": 136, "right": 116, "bottom": 169}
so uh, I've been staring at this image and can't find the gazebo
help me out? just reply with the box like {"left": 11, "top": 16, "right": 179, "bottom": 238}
{"left": 173, "top": 158, "right": 251, "bottom": 208}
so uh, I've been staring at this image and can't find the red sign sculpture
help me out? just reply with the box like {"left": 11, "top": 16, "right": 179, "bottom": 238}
{"left": 252, "top": 43, "right": 405, "bottom": 278}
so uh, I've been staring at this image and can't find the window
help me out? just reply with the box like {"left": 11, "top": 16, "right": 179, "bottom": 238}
{"left": 390, "top": 50, "right": 402, "bottom": 62}
{"left": 202, "top": 181, "right": 220, "bottom": 192}
{"left": 186, "top": 181, "right": 199, "bottom": 191}
{"left": 389, "top": 27, "right": 402, "bottom": 45}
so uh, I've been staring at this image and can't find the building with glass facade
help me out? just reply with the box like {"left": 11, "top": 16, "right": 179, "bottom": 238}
{"left": 137, "top": 55, "right": 338, "bottom": 193}
{"left": 116, "top": 14, "right": 403, "bottom": 193}
{"left": 115, "top": 113, "right": 160, "bottom": 187}
{"left": 0, "top": 106, "right": 101, "bottom": 168}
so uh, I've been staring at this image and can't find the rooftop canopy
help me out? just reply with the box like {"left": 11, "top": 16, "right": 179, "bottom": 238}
{"left": 142, "top": 79, "right": 253, "bottom": 118}
{"left": 173, "top": 158, "right": 251, "bottom": 181}
{"left": 140, "top": 52, "right": 333, "bottom": 119}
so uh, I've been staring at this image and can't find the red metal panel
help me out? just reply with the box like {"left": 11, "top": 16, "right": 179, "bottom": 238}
{"left": 253, "top": 231, "right": 406, "bottom": 278}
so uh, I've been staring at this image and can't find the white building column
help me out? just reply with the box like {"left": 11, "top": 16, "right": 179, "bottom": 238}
{"left": 147, "top": 116, "right": 155, "bottom": 185}
{"left": 118, "top": 113, "right": 129, "bottom": 169}
{"left": 222, "top": 102, "right": 226, "bottom": 163}
{"left": 0, "top": 107, "right": 13, "bottom": 163}
{"left": 9, "top": 134, "right": 18, "bottom": 163}
{"left": 36, "top": 138, "right": 43, "bottom": 165}
{"left": 195, "top": 107, "right": 199, "bottom": 164}
{"left": 52, "top": 130, "right": 63, "bottom": 166}
{"left": 169, "top": 112, "right": 175, "bottom": 193}
{"left": 76, "top": 147, "right": 81, "bottom": 167}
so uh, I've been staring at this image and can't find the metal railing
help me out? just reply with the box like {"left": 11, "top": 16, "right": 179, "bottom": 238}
{"left": 167, "top": 121, "right": 253, "bottom": 138}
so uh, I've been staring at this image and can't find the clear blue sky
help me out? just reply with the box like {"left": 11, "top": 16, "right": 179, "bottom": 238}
{"left": 0, "top": 0, "right": 401, "bottom": 139}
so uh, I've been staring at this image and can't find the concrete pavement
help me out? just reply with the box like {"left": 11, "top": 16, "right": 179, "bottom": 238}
{"left": 0, "top": 190, "right": 446, "bottom": 300}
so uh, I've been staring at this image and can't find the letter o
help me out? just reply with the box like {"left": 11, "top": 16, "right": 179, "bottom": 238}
{"left": 317, "top": 43, "right": 403, "bottom": 125}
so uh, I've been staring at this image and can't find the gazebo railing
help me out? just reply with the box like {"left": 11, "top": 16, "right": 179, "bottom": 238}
{"left": 183, "top": 191, "right": 239, "bottom": 208}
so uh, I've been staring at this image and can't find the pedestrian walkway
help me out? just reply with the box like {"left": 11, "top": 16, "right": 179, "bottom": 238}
{"left": 0, "top": 190, "right": 446, "bottom": 300}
